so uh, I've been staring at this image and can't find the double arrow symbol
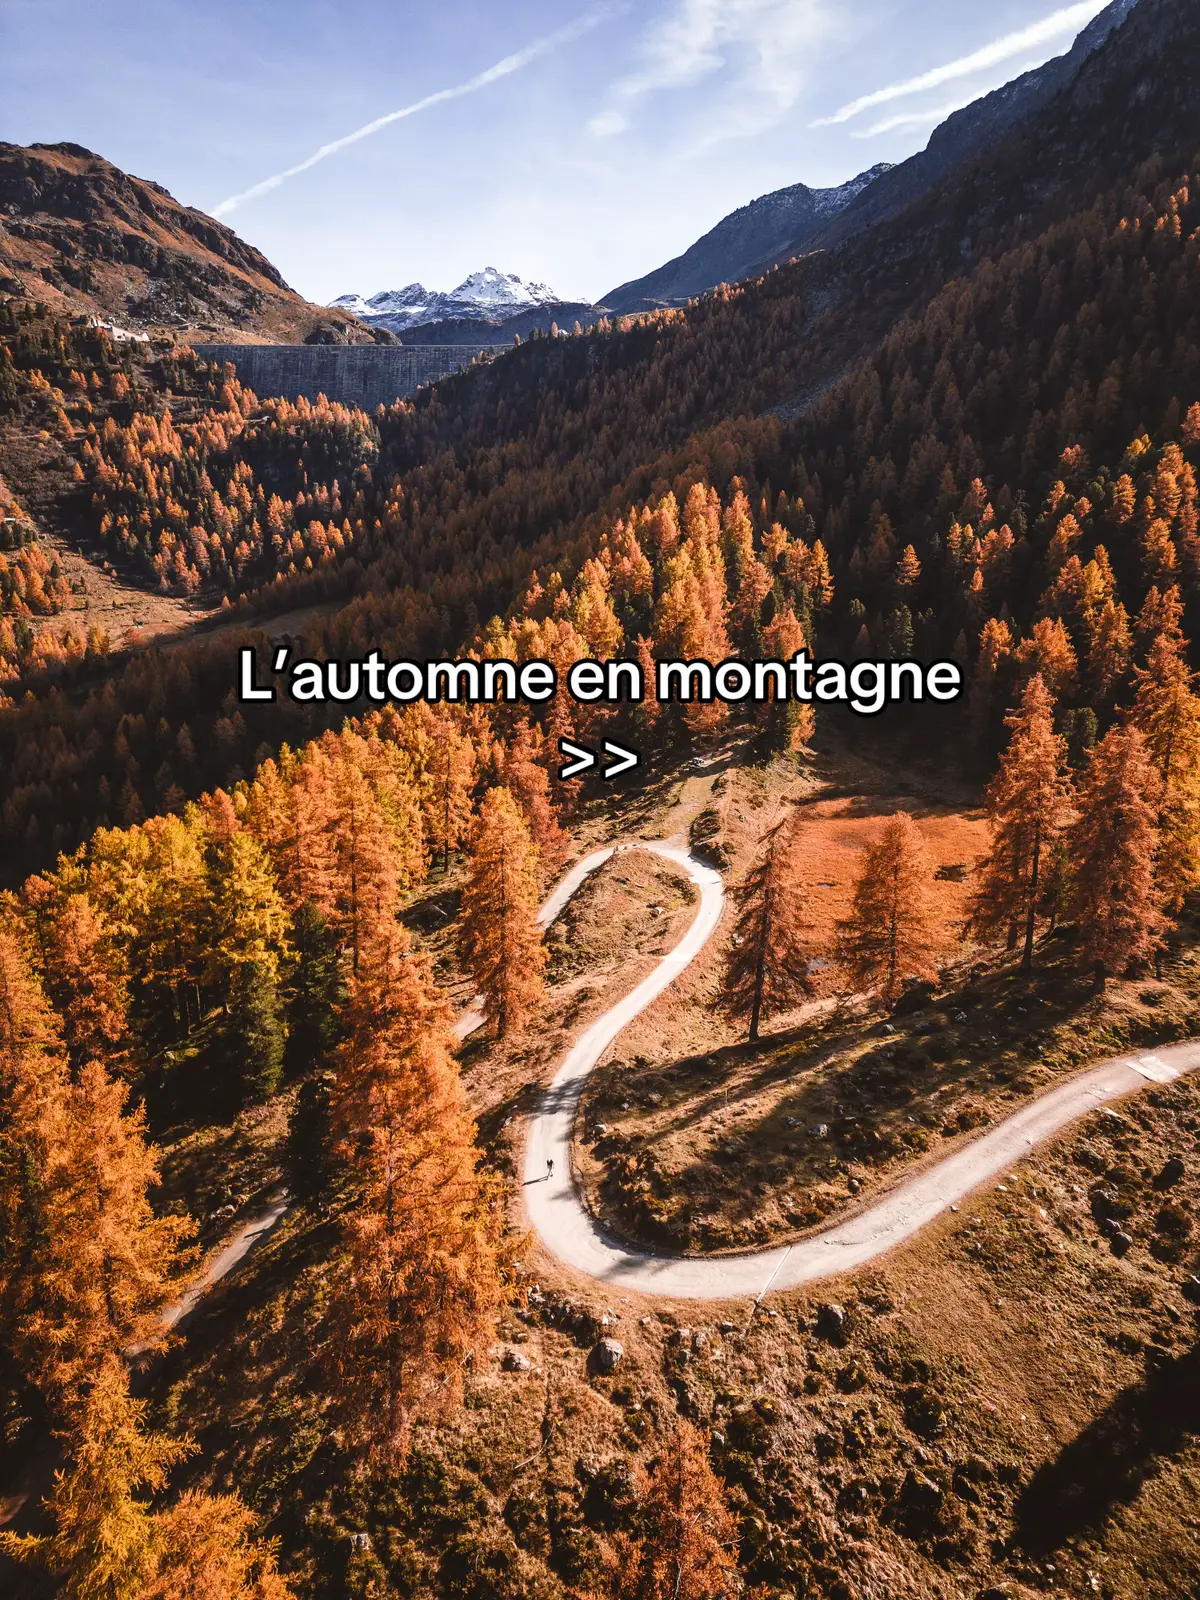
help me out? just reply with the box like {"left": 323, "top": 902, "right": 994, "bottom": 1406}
{"left": 558, "top": 739, "right": 640, "bottom": 781}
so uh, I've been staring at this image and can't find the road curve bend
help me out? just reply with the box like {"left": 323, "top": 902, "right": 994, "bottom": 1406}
{"left": 161, "top": 841, "right": 1200, "bottom": 1325}
{"left": 516, "top": 843, "right": 1200, "bottom": 1302}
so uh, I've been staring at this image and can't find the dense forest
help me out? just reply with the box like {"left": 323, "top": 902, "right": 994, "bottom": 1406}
{"left": 0, "top": 147, "right": 1198, "bottom": 878}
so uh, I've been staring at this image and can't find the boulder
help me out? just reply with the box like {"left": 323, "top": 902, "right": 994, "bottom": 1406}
{"left": 1157, "top": 1155, "right": 1187, "bottom": 1189}
{"left": 1111, "top": 1230, "right": 1134, "bottom": 1257}
{"left": 1181, "top": 1275, "right": 1200, "bottom": 1304}
{"left": 592, "top": 1338, "right": 625, "bottom": 1373}
{"left": 815, "top": 1302, "right": 848, "bottom": 1342}
{"left": 502, "top": 1348, "right": 533, "bottom": 1372}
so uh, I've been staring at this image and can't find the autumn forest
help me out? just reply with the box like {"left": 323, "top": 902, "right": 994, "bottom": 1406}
{"left": 4, "top": 1, "right": 1200, "bottom": 1595}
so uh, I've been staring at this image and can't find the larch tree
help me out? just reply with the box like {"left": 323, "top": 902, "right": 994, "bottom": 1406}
{"left": 327, "top": 755, "right": 401, "bottom": 978}
{"left": 761, "top": 606, "right": 815, "bottom": 755}
{"left": 24, "top": 888, "right": 128, "bottom": 1076}
{"left": 425, "top": 710, "right": 477, "bottom": 872}
{"left": 0, "top": 1354, "right": 175, "bottom": 1597}
{"left": 208, "top": 830, "right": 291, "bottom": 1102}
{"left": 723, "top": 813, "right": 817, "bottom": 1042}
{"left": 328, "top": 919, "right": 507, "bottom": 1464}
{"left": 837, "top": 813, "right": 942, "bottom": 1003}
{"left": 1014, "top": 617, "right": 1078, "bottom": 700}
{"left": 0, "top": 1354, "right": 292, "bottom": 1600}
{"left": 0, "top": 927, "right": 70, "bottom": 1368}
{"left": 970, "top": 674, "right": 1075, "bottom": 968}
{"left": 654, "top": 541, "right": 731, "bottom": 737}
{"left": 143, "top": 1492, "right": 294, "bottom": 1600}
{"left": 605, "top": 1421, "right": 740, "bottom": 1600}
{"left": 19, "top": 1060, "right": 193, "bottom": 1406}
{"left": 459, "top": 787, "right": 546, "bottom": 1037}
{"left": 1129, "top": 624, "right": 1200, "bottom": 912}
{"left": 128, "top": 814, "right": 208, "bottom": 1044}
{"left": 497, "top": 719, "right": 566, "bottom": 871}
{"left": 1068, "top": 724, "right": 1166, "bottom": 983}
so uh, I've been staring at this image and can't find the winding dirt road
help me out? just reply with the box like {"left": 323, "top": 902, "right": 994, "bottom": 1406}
{"left": 515, "top": 843, "right": 1200, "bottom": 1302}
{"left": 167, "top": 839, "right": 1200, "bottom": 1323}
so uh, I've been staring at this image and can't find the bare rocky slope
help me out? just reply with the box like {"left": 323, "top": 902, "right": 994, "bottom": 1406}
{"left": 0, "top": 141, "right": 370, "bottom": 343}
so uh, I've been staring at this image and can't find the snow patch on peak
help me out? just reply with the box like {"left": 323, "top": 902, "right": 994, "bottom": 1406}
{"left": 448, "top": 267, "right": 559, "bottom": 310}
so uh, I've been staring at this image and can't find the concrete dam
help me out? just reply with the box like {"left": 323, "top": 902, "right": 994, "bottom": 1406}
{"left": 192, "top": 343, "right": 510, "bottom": 410}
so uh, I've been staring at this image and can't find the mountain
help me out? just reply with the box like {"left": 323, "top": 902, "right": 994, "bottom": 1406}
{"left": 785, "top": 0, "right": 1144, "bottom": 263}
{"left": 603, "top": 164, "right": 891, "bottom": 314}
{"left": 604, "top": 0, "right": 1142, "bottom": 314}
{"left": 329, "top": 267, "right": 591, "bottom": 343}
{"left": 0, "top": 141, "right": 370, "bottom": 344}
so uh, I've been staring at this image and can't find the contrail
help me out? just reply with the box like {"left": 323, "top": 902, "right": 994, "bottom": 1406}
{"left": 213, "top": 8, "right": 611, "bottom": 218}
{"left": 852, "top": 93, "right": 991, "bottom": 138}
{"left": 811, "top": 0, "right": 1111, "bottom": 127}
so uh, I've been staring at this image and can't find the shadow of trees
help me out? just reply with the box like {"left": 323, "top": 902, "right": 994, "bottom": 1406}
{"left": 1016, "top": 1337, "right": 1200, "bottom": 1555}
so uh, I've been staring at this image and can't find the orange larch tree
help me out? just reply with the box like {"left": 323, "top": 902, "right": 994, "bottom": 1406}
{"left": 1068, "top": 724, "right": 1167, "bottom": 983}
{"left": 604, "top": 1421, "right": 740, "bottom": 1600}
{"left": 761, "top": 605, "right": 815, "bottom": 755}
{"left": 20, "top": 1059, "right": 193, "bottom": 1406}
{"left": 425, "top": 710, "right": 478, "bottom": 872}
{"left": 723, "top": 813, "right": 817, "bottom": 1041}
{"left": 328, "top": 919, "right": 507, "bottom": 1463}
{"left": 970, "top": 674, "right": 1075, "bottom": 968}
{"left": 496, "top": 720, "right": 565, "bottom": 871}
{"left": 837, "top": 813, "right": 942, "bottom": 1002}
{"left": 20, "top": 887, "right": 128, "bottom": 1075}
{"left": 0, "top": 926, "right": 71, "bottom": 1366}
{"left": 459, "top": 787, "right": 546, "bottom": 1036}
{"left": 1128, "top": 623, "right": 1200, "bottom": 912}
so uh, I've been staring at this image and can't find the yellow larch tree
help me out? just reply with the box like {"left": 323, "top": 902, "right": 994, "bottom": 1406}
{"left": 0, "top": 1353, "right": 292, "bottom": 1599}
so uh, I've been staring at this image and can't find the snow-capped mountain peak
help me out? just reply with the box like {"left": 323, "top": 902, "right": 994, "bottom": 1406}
{"left": 330, "top": 269, "right": 561, "bottom": 333}
{"left": 445, "top": 267, "right": 558, "bottom": 311}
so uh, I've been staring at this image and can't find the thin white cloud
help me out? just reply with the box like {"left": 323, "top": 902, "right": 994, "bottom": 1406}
{"left": 589, "top": 0, "right": 831, "bottom": 145}
{"left": 588, "top": 108, "right": 630, "bottom": 138}
{"left": 812, "top": 0, "right": 1111, "bottom": 127}
{"left": 851, "top": 55, "right": 1055, "bottom": 138}
{"left": 213, "top": 8, "right": 613, "bottom": 217}
{"left": 851, "top": 96, "right": 979, "bottom": 138}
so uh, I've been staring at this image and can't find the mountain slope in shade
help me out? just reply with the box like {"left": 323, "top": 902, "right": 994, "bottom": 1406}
{"left": 773, "top": 0, "right": 1143, "bottom": 264}
{"left": 0, "top": 141, "right": 369, "bottom": 344}
{"left": 603, "top": 164, "right": 892, "bottom": 314}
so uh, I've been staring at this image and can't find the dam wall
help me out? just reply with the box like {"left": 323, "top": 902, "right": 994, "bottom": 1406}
{"left": 192, "top": 343, "right": 509, "bottom": 410}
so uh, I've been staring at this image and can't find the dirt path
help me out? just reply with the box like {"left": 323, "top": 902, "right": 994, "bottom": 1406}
{"left": 519, "top": 846, "right": 1200, "bottom": 1301}
{"left": 153, "top": 1191, "right": 290, "bottom": 1339}
{"left": 164, "top": 841, "right": 1200, "bottom": 1319}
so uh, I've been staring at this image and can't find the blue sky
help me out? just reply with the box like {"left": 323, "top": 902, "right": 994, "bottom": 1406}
{"left": 1, "top": 0, "right": 1116, "bottom": 305}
